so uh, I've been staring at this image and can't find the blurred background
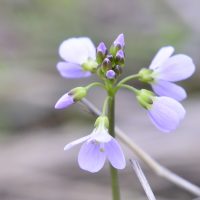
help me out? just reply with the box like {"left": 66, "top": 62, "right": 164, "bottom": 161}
{"left": 0, "top": 0, "right": 199, "bottom": 199}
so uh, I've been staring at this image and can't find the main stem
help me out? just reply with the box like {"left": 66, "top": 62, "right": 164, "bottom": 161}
{"left": 108, "top": 94, "right": 121, "bottom": 200}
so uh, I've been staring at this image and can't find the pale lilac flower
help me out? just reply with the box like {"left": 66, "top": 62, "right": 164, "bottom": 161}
{"left": 147, "top": 96, "right": 185, "bottom": 132}
{"left": 106, "top": 70, "right": 116, "bottom": 79}
{"left": 64, "top": 117, "right": 126, "bottom": 173}
{"left": 149, "top": 46, "right": 195, "bottom": 101}
{"left": 57, "top": 37, "right": 97, "bottom": 78}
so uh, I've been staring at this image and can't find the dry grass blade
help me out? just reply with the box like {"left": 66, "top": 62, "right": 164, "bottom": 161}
{"left": 130, "top": 159, "right": 157, "bottom": 200}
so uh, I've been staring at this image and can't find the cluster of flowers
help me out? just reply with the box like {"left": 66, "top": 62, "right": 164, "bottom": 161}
{"left": 55, "top": 34, "right": 195, "bottom": 173}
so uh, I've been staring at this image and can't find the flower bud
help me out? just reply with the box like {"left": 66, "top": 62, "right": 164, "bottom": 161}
{"left": 113, "top": 33, "right": 125, "bottom": 49}
{"left": 110, "top": 33, "right": 125, "bottom": 56}
{"left": 114, "top": 65, "right": 122, "bottom": 76}
{"left": 102, "top": 58, "right": 112, "bottom": 72}
{"left": 106, "top": 70, "right": 116, "bottom": 79}
{"left": 107, "top": 54, "right": 114, "bottom": 62}
{"left": 115, "top": 49, "right": 125, "bottom": 66}
{"left": 96, "top": 42, "right": 107, "bottom": 64}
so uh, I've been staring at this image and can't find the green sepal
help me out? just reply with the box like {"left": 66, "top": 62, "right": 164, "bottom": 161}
{"left": 136, "top": 89, "right": 154, "bottom": 109}
{"left": 94, "top": 116, "right": 109, "bottom": 129}
{"left": 138, "top": 68, "right": 154, "bottom": 83}
{"left": 69, "top": 87, "right": 87, "bottom": 102}
{"left": 82, "top": 59, "right": 98, "bottom": 73}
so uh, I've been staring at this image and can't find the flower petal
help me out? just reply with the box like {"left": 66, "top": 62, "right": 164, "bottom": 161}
{"left": 156, "top": 54, "right": 195, "bottom": 82}
{"left": 148, "top": 97, "right": 185, "bottom": 132}
{"left": 157, "top": 96, "right": 185, "bottom": 120}
{"left": 78, "top": 141, "right": 106, "bottom": 173}
{"left": 151, "top": 80, "right": 187, "bottom": 101}
{"left": 57, "top": 62, "right": 91, "bottom": 78}
{"left": 80, "top": 37, "right": 96, "bottom": 60}
{"left": 90, "top": 128, "right": 112, "bottom": 143}
{"left": 105, "top": 138, "right": 126, "bottom": 169}
{"left": 55, "top": 93, "right": 74, "bottom": 109}
{"left": 59, "top": 37, "right": 96, "bottom": 64}
{"left": 64, "top": 135, "right": 91, "bottom": 151}
{"left": 149, "top": 46, "right": 174, "bottom": 70}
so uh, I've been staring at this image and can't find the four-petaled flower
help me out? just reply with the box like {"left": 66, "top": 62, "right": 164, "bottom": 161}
{"left": 148, "top": 46, "right": 195, "bottom": 101}
{"left": 57, "top": 37, "right": 97, "bottom": 78}
{"left": 64, "top": 116, "right": 126, "bottom": 173}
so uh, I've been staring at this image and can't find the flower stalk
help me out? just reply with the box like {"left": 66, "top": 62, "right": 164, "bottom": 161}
{"left": 108, "top": 94, "right": 121, "bottom": 200}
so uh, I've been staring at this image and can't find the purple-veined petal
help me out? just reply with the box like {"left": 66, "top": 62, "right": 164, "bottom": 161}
{"left": 149, "top": 46, "right": 174, "bottom": 70}
{"left": 105, "top": 138, "right": 126, "bottom": 169}
{"left": 57, "top": 62, "right": 91, "bottom": 78}
{"left": 151, "top": 80, "right": 187, "bottom": 101}
{"left": 55, "top": 93, "right": 74, "bottom": 109}
{"left": 64, "top": 135, "right": 91, "bottom": 151}
{"left": 155, "top": 54, "right": 195, "bottom": 82}
{"left": 156, "top": 96, "right": 185, "bottom": 120}
{"left": 59, "top": 37, "right": 96, "bottom": 64}
{"left": 78, "top": 141, "right": 106, "bottom": 173}
{"left": 147, "top": 97, "right": 185, "bottom": 132}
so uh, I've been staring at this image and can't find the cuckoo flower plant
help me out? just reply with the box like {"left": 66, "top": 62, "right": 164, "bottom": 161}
{"left": 55, "top": 33, "right": 195, "bottom": 200}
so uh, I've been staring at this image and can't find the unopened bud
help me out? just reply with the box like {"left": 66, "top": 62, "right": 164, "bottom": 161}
{"left": 109, "top": 33, "right": 125, "bottom": 56}
{"left": 96, "top": 42, "right": 107, "bottom": 64}
{"left": 102, "top": 58, "right": 112, "bottom": 72}
{"left": 106, "top": 70, "right": 116, "bottom": 79}
{"left": 113, "top": 33, "right": 125, "bottom": 49}
{"left": 114, "top": 65, "right": 122, "bottom": 76}
{"left": 115, "top": 49, "right": 125, "bottom": 66}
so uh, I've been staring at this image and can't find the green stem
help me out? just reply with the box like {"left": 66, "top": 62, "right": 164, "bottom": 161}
{"left": 85, "top": 82, "right": 105, "bottom": 90}
{"left": 117, "top": 74, "right": 139, "bottom": 86}
{"left": 102, "top": 96, "right": 110, "bottom": 115}
{"left": 107, "top": 94, "right": 121, "bottom": 200}
{"left": 120, "top": 84, "right": 139, "bottom": 95}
